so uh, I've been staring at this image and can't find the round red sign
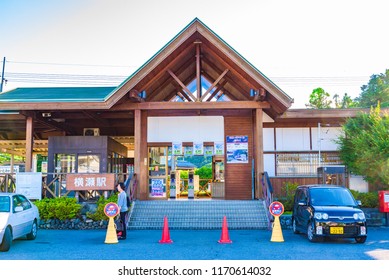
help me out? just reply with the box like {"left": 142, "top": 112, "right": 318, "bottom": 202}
{"left": 269, "top": 201, "right": 284, "bottom": 217}
{"left": 104, "top": 202, "right": 119, "bottom": 218}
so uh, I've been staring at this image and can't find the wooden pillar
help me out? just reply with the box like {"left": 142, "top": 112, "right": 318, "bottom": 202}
{"left": 254, "top": 109, "right": 264, "bottom": 199}
{"left": 134, "top": 109, "right": 148, "bottom": 200}
{"left": 195, "top": 42, "right": 201, "bottom": 101}
{"left": 25, "top": 116, "right": 34, "bottom": 172}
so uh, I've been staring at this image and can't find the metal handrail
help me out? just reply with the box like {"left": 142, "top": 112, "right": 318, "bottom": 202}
{"left": 261, "top": 171, "right": 274, "bottom": 229}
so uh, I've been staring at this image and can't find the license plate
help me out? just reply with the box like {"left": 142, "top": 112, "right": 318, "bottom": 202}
{"left": 330, "top": 227, "right": 344, "bottom": 234}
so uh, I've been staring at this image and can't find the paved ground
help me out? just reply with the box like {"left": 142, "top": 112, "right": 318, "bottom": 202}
{"left": 1, "top": 227, "right": 389, "bottom": 260}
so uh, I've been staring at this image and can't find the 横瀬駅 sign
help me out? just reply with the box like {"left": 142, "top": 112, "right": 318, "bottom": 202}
{"left": 66, "top": 173, "right": 115, "bottom": 191}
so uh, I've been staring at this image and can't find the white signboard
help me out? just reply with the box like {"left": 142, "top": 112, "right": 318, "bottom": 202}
{"left": 16, "top": 172, "right": 42, "bottom": 200}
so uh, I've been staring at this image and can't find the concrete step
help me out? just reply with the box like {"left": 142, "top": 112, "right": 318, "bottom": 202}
{"left": 127, "top": 200, "right": 269, "bottom": 230}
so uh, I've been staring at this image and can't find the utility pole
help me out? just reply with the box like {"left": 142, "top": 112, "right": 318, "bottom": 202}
{"left": 0, "top": 57, "right": 5, "bottom": 92}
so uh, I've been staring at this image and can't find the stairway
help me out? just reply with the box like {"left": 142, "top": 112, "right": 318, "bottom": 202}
{"left": 127, "top": 200, "right": 269, "bottom": 230}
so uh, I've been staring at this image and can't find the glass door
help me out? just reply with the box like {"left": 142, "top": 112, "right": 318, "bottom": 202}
{"left": 148, "top": 147, "right": 168, "bottom": 198}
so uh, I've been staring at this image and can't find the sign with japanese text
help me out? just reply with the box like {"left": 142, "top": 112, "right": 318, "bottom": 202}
{"left": 226, "top": 135, "right": 248, "bottom": 163}
{"left": 66, "top": 173, "right": 115, "bottom": 191}
{"left": 16, "top": 172, "right": 42, "bottom": 200}
{"left": 150, "top": 178, "right": 164, "bottom": 197}
{"left": 193, "top": 142, "right": 203, "bottom": 155}
{"left": 214, "top": 142, "right": 224, "bottom": 155}
{"left": 172, "top": 142, "right": 183, "bottom": 155}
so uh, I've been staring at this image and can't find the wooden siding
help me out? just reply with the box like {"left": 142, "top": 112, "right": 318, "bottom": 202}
{"left": 224, "top": 116, "right": 253, "bottom": 200}
{"left": 269, "top": 177, "right": 318, "bottom": 197}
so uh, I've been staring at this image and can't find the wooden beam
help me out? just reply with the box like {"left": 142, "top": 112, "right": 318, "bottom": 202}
{"left": 206, "top": 80, "right": 227, "bottom": 101}
{"left": 167, "top": 69, "right": 197, "bottom": 101}
{"left": 201, "top": 69, "right": 229, "bottom": 101}
{"left": 196, "top": 42, "right": 202, "bottom": 100}
{"left": 202, "top": 44, "right": 258, "bottom": 90}
{"left": 128, "top": 89, "right": 145, "bottom": 103}
{"left": 254, "top": 109, "right": 264, "bottom": 199}
{"left": 112, "top": 100, "right": 270, "bottom": 110}
{"left": 25, "top": 116, "right": 34, "bottom": 172}
{"left": 82, "top": 111, "right": 110, "bottom": 127}
{"left": 147, "top": 56, "right": 195, "bottom": 101}
{"left": 202, "top": 60, "right": 248, "bottom": 100}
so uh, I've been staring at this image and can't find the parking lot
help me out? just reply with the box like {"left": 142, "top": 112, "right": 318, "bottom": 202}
{"left": 1, "top": 227, "right": 389, "bottom": 260}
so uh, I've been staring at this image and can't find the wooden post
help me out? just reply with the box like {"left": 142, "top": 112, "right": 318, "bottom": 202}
{"left": 134, "top": 109, "right": 142, "bottom": 199}
{"left": 254, "top": 109, "right": 264, "bottom": 199}
{"left": 25, "top": 116, "right": 34, "bottom": 172}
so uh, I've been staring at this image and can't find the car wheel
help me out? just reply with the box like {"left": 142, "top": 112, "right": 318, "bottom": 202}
{"left": 0, "top": 227, "right": 12, "bottom": 252}
{"left": 307, "top": 222, "right": 319, "bottom": 242}
{"left": 355, "top": 236, "right": 367, "bottom": 244}
{"left": 26, "top": 220, "right": 38, "bottom": 240}
{"left": 292, "top": 219, "right": 300, "bottom": 234}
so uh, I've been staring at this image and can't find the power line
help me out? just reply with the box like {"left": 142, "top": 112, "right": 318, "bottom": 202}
{"left": 7, "top": 60, "right": 138, "bottom": 68}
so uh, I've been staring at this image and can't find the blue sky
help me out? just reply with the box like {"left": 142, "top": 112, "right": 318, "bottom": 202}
{"left": 1, "top": 0, "right": 388, "bottom": 108}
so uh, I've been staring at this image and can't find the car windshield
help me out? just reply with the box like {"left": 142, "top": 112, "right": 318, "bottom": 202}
{"left": 0, "top": 196, "right": 11, "bottom": 212}
{"left": 310, "top": 187, "right": 357, "bottom": 206}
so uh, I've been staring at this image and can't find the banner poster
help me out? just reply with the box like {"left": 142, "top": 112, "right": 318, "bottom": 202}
{"left": 150, "top": 178, "right": 164, "bottom": 197}
{"left": 226, "top": 135, "right": 248, "bottom": 163}
{"left": 193, "top": 142, "right": 203, "bottom": 155}
{"left": 172, "top": 142, "right": 183, "bottom": 156}
{"left": 204, "top": 145, "right": 214, "bottom": 156}
{"left": 184, "top": 146, "right": 193, "bottom": 156}
{"left": 214, "top": 142, "right": 224, "bottom": 155}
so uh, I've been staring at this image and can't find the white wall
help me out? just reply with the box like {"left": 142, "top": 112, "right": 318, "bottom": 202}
{"left": 311, "top": 127, "right": 343, "bottom": 151}
{"left": 263, "top": 128, "right": 275, "bottom": 151}
{"left": 148, "top": 116, "right": 224, "bottom": 142}
{"left": 275, "top": 128, "right": 310, "bottom": 151}
{"left": 349, "top": 175, "right": 369, "bottom": 193}
{"left": 264, "top": 154, "right": 275, "bottom": 176}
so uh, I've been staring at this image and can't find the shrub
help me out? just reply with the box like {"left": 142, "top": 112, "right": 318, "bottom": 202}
{"left": 350, "top": 190, "right": 379, "bottom": 208}
{"left": 34, "top": 197, "right": 82, "bottom": 220}
{"left": 86, "top": 194, "right": 118, "bottom": 221}
{"left": 278, "top": 182, "right": 299, "bottom": 211}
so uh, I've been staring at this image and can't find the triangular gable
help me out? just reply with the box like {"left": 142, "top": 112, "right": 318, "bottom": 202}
{"left": 106, "top": 18, "right": 293, "bottom": 117}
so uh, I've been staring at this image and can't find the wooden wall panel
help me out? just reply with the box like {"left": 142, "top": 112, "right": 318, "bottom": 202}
{"left": 224, "top": 116, "right": 253, "bottom": 200}
{"left": 269, "top": 177, "right": 318, "bottom": 197}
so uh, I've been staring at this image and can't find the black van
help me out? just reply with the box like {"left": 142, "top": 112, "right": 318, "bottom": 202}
{"left": 292, "top": 184, "right": 367, "bottom": 243}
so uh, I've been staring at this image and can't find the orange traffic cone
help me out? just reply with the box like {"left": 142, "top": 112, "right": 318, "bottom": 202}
{"left": 159, "top": 216, "right": 173, "bottom": 244}
{"left": 218, "top": 216, "right": 232, "bottom": 244}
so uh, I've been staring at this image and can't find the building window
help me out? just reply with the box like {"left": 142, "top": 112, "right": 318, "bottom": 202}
{"left": 54, "top": 154, "right": 76, "bottom": 173}
{"left": 276, "top": 152, "right": 341, "bottom": 176}
{"left": 78, "top": 155, "right": 100, "bottom": 173}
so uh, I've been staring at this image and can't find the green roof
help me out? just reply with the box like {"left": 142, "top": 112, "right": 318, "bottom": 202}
{"left": 0, "top": 87, "right": 116, "bottom": 102}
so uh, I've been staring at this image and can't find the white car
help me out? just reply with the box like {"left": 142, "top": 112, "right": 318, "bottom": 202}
{"left": 0, "top": 193, "right": 40, "bottom": 252}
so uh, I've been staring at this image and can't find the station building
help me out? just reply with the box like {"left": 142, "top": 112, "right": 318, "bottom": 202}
{"left": 0, "top": 18, "right": 373, "bottom": 199}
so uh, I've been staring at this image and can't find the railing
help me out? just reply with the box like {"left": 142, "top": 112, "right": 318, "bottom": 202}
{"left": 261, "top": 171, "right": 274, "bottom": 229}
{"left": 0, "top": 173, "right": 16, "bottom": 193}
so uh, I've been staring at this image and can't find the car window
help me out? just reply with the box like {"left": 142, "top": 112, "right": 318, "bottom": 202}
{"left": 310, "top": 188, "right": 357, "bottom": 206}
{"left": 0, "top": 196, "right": 10, "bottom": 212}
{"left": 17, "top": 195, "right": 32, "bottom": 211}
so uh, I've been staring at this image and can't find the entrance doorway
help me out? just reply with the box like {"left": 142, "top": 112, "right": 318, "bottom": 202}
{"left": 148, "top": 146, "right": 224, "bottom": 199}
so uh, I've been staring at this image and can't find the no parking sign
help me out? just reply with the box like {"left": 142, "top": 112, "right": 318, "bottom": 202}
{"left": 269, "top": 201, "right": 284, "bottom": 217}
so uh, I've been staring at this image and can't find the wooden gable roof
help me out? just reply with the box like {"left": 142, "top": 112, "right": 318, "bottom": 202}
{"left": 106, "top": 18, "right": 293, "bottom": 118}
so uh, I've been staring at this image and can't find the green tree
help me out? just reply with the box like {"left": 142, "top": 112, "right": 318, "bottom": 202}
{"left": 355, "top": 69, "right": 389, "bottom": 108}
{"left": 333, "top": 93, "right": 357, "bottom": 108}
{"left": 306, "top": 87, "right": 332, "bottom": 109}
{"left": 336, "top": 104, "right": 389, "bottom": 189}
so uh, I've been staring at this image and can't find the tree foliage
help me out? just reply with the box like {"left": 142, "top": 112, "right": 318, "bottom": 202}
{"left": 306, "top": 87, "right": 332, "bottom": 109}
{"left": 336, "top": 105, "right": 389, "bottom": 189}
{"left": 355, "top": 69, "right": 389, "bottom": 108}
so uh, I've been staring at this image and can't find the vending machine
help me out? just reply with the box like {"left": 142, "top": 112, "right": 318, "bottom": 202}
{"left": 188, "top": 171, "right": 194, "bottom": 199}
{"left": 170, "top": 171, "right": 177, "bottom": 199}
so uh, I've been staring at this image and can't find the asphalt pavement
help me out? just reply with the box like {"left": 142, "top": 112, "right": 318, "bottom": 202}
{"left": 1, "top": 227, "right": 389, "bottom": 260}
